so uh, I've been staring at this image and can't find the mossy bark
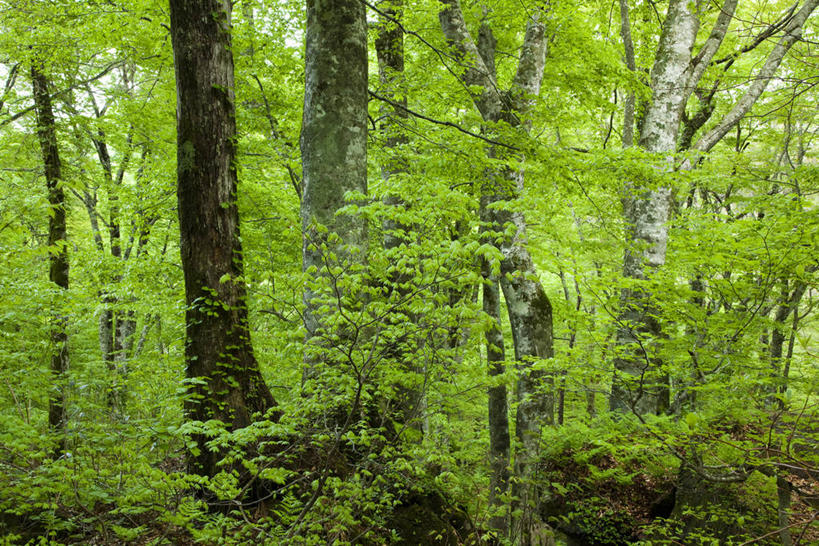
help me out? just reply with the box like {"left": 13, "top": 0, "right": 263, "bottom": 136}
{"left": 301, "top": 0, "right": 368, "bottom": 343}
{"left": 169, "top": 0, "right": 276, "bottom": 477}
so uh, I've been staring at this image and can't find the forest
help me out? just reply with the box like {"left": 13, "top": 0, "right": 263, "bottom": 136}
{"left": 1, "top": 0, "right": 818, "bottom": 544}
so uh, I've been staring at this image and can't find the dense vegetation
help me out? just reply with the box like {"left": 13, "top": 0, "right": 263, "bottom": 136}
{"left": 1, "top": 0, "right": 817, "bottom": 544}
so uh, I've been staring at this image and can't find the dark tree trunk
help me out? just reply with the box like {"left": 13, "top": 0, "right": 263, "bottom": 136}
{"left": 90, "top": 128, "right": 129, "bottom": 413}
{"left": 169, "top": 0, "right": 276, "bottom": 477}
{"left": 374, "top": 0, "right": 426, "bottom": 435}
{"left": 31, "top": 64, "right": 69, "bottom": 455}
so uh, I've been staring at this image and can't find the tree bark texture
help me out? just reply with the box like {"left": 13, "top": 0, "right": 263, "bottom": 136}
{"left": 31, "top": 64, "right": 69, "bottom": 454}
{"left": 169, "top": 0, "right": 276, "bottom": 476}
{"left": 301, "top": 0, "right": 368, "bottom": 341}
{"left": 439, "top": 3, "right": 553, "bottom": 542}
{"left": 611, "top": 0, "right": 699, "bottom": 416}
{"left": 482, "top": 238, "right": 510, "bottom": 537}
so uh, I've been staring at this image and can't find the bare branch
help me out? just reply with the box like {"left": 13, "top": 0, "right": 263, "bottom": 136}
{"left": 695, "top": 0, "right": 819, "bottom": 152}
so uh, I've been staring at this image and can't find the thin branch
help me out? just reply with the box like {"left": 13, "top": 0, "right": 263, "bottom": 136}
{"left": 368, "top": 89, "right": 518, "bottom": 150}
{"left": 1, "top": 59, "right": 124, "bottom": 128}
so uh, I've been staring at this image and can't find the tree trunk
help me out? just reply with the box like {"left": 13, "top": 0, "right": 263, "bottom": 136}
{"left": 169, "top": 0, "right": 276, "bottom": 477}
{"left": 374, "top": 0, "right": 427, "bottom": 435}
{"left": 439, "top": 4, "right": 553, "bottom": 541}
{"left": 481, "top": 208, "right": 510, "bottom": 538}
{"left": 610, "top": 0, "right": 699, "bottom": 416}
{"left": 498, "top": 198, "right": 554, "bottom": 542}
{"left": 31, "top": 63, "right": 69, "bottom": 455}
{"left": 612, "top": 0, "right": 818, "bottom": 415}
{"left": 300, "top": 0, "right": 368, "bottom": 343}
{"left": 618, "top": 0, "right": 636, "bottom": 148}
{"left": 89, "top": 122, "right": 132, "bottom": 414}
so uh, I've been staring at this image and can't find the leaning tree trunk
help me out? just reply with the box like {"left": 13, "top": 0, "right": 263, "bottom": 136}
{"left": 169, "top": 0, "right": 276, "bottom": 477}
{"left": 31, "top": 63, "right": 69, "bottom": 455}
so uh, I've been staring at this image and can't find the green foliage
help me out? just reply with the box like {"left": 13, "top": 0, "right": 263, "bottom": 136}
{"left": 1, "top": 0, "right": 818, "bottom": 543}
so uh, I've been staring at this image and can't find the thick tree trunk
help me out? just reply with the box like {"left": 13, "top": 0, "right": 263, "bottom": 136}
{"left": 300, "top": 0, "right": 368, "bottom": 343}
{"left": 776, "top": 474, "right": 793, "bottom": 546}
{"left": 31, "top": 64, "right": 69, "bottom": 454}
{"left": 610, "top": 0, "right": 699, "bottom": 416}
{"left": 169, "top": 0, "right": 276, "bottom": 477}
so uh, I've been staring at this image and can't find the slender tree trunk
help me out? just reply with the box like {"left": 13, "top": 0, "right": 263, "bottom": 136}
{"left": 481, "top": 204, "right": 510, "bottom": 538}
{"left": 693, "top": 0, "right": 819, "bottom": 153}
{"left": 439, "top": 4, "right": 553, "bottom": 541}
{"left": 768, "top": 278, "right": 808, "bottom": 546}
{"left": 84, "top": 86, "right": 137, "bottom": 414}
{"left": 374, "top": 0, "right": 427, "bottom": 435}
{"left": 169, "top": 0, "right": 276, "bottom": 477}
{"left": 31, "top": 64, "right": 69, "bottom": 455}
{"left": 618, "top": 0, "right": 636, "bottom": 148}
{"left": 768, "top": 279, "right": 807, "bottom": 405}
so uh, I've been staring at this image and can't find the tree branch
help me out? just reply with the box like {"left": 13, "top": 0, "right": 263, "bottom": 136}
{"left": 694, "top": 0, "right": 819, "bottom": 152}
{"left": 368, "top": 89, "right": 518, "bottom": 150}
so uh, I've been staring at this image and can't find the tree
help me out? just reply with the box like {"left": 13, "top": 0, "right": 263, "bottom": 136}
{"left": 169, "top": 0, "right": 276, "bottom": 477}
{"left": 300, "top": 0, "right": 368, "bottom": 347}
{"left": 438, "top": 1, "right": 553, "bottom": 540}
{"left": 610, "top": 0, "right": 819, "bottom": 416}
{"left": 31, "top": 61, "right": 69, "bottom": 454}
{"left": 2, "top": 0, "right": 819, "bottom": 542}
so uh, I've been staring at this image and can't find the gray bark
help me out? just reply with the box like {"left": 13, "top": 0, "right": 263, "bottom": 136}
{"left": 439, "top": 2, "right": 553, "bottom": 542}
{"left": 611, "top": 0, "right": 699, "bottom": 415}
{"left": 694, "top": 0, "right": 819, "bottom": 153}
{"left": 612, "top": 0, "right": 818, "bottom": 415}
{"left": 476, "top": 15, "right": 510, "bottom": 538}
{"left": 683, "top": 0, "right": 738, "bottom": 101}
{"left": 301, "top": 0, "right": 368, "bottom": 342}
